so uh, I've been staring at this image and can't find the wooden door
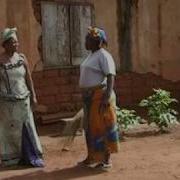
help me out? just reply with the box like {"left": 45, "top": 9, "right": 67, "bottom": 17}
{"left": 70, "top": 5, "right": 92, "bottom": 65}
{"left": 41, "top": 2, "right": 70, "bottom": 67}
{"left": 41, "top": 2, "right": 94, "bottom": 67}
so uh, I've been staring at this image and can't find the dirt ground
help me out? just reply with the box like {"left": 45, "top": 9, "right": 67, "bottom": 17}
{"left": 1, "top": 123, "right": 180, "bottom": 180}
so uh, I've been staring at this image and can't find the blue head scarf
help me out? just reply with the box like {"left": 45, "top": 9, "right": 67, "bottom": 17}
{"left": 88, "top": 26, "right": 108, "bottom": 45}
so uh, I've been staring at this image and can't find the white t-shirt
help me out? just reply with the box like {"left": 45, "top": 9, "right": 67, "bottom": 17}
{"left": 79, "top": 48, "right": 116, "bottom": 88}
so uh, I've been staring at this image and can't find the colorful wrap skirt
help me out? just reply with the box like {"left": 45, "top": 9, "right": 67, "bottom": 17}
{"left": 82, "top": 88, "right": 120, "bottom": 163}
{"left": 0, "top": 97, "right": 44, "bottom": 167}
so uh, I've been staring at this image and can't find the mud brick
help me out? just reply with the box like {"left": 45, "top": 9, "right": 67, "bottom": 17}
{"left": 117, "top": 73, "right": 133, "bottom": 80}
{"left": 71, "top": 68, "right": 80, "bottom": 76}
{"left": 145, "top": 72, "right": 161, "bottom": 80}
{"left": 39, "top": 96, "right": 56, "bottom": 105}
{"left": 56, "top": 94, "right": 72, "bottom": 103}
{"left": 42, "top": 86, "right": 59, "bottom": 96}
{"left": 131, "top": 75, "right": 148, "bottom": 88}
{"left": 47, "top": 104, "right": 61, "bottom": 114}
{"left": 115, "top": 87, "right": 132, "bottom": 96}
{"left": 75, "top": 102, "right": 83, "bottom": 110}
{"left": 34, "top": 77, "right": 56, "bottom": 88}
{"left": 71, "top": 94, "right": 82, "bottom": 102}
{"left": 59, "top": 85, "right": 75, "bottom": 93}
{"left": 132, "top": 88, "right": 153, "bottom": 104}
{"left": 73, "top": 86, "right": 81, "bottom": 93}
{"left": 115, "top": 79, "right": 132, "bottom": 89}
{"left": 59, "top": 103, "right": 76, "bottom": 112}
{"left": 32, "top": 72, "right": 43, "bottom": 80}
{"left": 118, "top": 95, "right": 133, "bottom": 107}
{"left": 70, "top": 76, "right": 79, "bottom": 83}
{"left": 175, "top": 81, "right": 180, "bottom": 90}
{"left": 55, "top": 77, "right": 71, "bottom": 85}
{"left": 33, "top": 78, "right": 46, "bottom": 88}
{"left": 59, "top": 69, "right": 72, "bottom": 77}
{"left": 44, "top": 77, "right": 58, "bottom": 86}
{"left": 160, "top": 81, "right": 176, "bottom": 91}
{"left": 43, "top": 69, "right": 59, "bottom": 78}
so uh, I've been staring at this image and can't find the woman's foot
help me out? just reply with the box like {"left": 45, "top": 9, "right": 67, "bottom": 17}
{"left": 78, "top": 158, "right": 91, "bottom": 165}
{"left": 99, "top": 152, "right": 112, "bottom": 170}
{"left": 78, "top": 158, "right": 99, "bottom": 167}
{"left": 30, "top": 158, "right": 45, "bottom": 167}
{"left": 86, "top": 162, "right": 101, "bottom": 168}
{"left": 94, "top": 162, "right": 112, "bottom": 170}
{"left": 101, "top": 162, "right": 113, "bottom": 169}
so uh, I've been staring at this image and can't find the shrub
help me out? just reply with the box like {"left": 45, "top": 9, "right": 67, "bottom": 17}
{"left": 116, "top": 108, "right": 141, "bottom": 131}
{"left": 139, "top": 89, "right": 178, "bottom": 131}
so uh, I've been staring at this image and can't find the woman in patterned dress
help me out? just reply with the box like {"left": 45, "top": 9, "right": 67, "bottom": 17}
{"left": 79, "top": 27, "right": 120, "bottom": 169}
{"left": 0, "top": 28, "right": 44, "bottom": 167}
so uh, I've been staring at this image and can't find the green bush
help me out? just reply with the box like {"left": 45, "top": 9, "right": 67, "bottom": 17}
{"left": 139, "top": 89, "right": 178, "bottom": 131}
{"left": 116, "top": 108, "right": 141, "bottom": 130}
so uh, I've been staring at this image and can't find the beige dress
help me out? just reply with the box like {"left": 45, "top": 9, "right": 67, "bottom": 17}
{"left": 0, "top": 53, "right": 44, "bottom": 167}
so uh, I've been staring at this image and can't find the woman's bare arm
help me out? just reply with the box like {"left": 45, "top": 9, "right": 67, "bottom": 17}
{"left": 23, "top": 56, "right": 37, "bottom": 105}
{"left": 99, "top": 74, "right": 115, "bottom": 114}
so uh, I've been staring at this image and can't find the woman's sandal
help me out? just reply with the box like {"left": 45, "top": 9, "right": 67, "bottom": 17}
{"left": 86, "top": 162, "right": 101, "bottom": 168}
{"left": 101, "top": 162, "right": 112, "bottom": 169}
{"left": 94, "top": 162, "right": 113, "bottom": 170}
{"left": 78, "top": 158, "right": 91, "bottom": 166}
{"left": 78, "top": 159, "right": 102, "bottom": 168}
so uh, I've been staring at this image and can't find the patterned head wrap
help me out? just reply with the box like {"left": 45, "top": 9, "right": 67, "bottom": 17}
{"left": 1, "top": 27, "right": 18, "bottom": 44}
{"left": 88, "top": 26, "right": 107, "bottom": 45}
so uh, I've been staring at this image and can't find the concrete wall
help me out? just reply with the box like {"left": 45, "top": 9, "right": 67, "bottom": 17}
{"left": 132, "top": 0, "right": 180, "bottom": 81}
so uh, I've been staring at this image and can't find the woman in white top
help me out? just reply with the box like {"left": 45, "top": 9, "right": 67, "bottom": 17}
{"left": 79, "top": 27, "right": 119, "bottom": 169}
{"left": 0, "top": 28, "right": 44, "bottom": 167}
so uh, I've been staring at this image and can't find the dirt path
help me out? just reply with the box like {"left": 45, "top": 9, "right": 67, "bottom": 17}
{"left": 1, "top": 124, "right": 180, "bottom": 180}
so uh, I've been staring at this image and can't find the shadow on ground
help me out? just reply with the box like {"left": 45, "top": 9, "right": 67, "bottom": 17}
{"left": 1, "top": 165, "right": 106, "bottom": 180}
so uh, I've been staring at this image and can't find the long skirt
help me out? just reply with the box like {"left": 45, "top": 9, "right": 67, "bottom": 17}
{"left": 83, "top": 88, "right": 120, "bottom": 163}
{"left": 0, "top": 97, "right": 44, "bottom": 167}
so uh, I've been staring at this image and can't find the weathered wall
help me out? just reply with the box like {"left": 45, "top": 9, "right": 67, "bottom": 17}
{"left": 1, "top": 0, "right": 180, "bottom": 78}
{"left": 33, "top": 68, "right": 180, "bottom": 119}
{"left": 0, "top": 0, "right": 180, "bottom": 120}
{"left": 92, "top": 0, "right": 120, "bottom": 68}
{"left": 0, "top": 0, "right": 41, "bottom": 70}
{"left": 0, "top": 0, "right": 7, "bottom": 54}
{"left": 32, "top": 0, "right": 120, "bottom": 70}
{"left": 132, "top": 0, "right": 180, "bottom": 81}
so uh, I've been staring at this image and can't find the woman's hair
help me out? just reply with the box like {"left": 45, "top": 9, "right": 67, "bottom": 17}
{"left": 87, "top": 26, "right": 108, "bottom": 47}
{"left": 1, "top": 27, "right": 18, "bottom": 47}
{"left": 2, "top": 38, "right": 12, "bottom": 48}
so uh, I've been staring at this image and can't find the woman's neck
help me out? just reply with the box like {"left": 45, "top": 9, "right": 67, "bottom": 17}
{"left": 5, "top": 51, "right": 15, "bottom": 58}
{"left": 91, "top": 47, "right": 101, "bottom": 53}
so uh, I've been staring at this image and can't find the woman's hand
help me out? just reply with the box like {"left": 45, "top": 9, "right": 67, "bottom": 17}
{"left": 23, "top": 55, "right": 38, "bottom": 111}
{"left": 31, "top": 96, "right": 38, "bottom": 111}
